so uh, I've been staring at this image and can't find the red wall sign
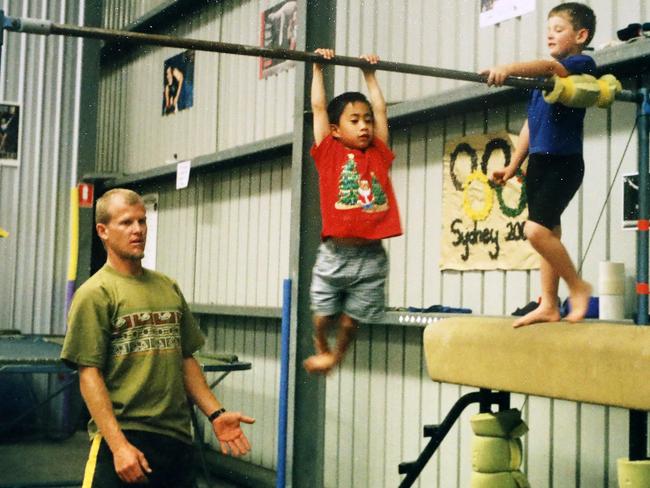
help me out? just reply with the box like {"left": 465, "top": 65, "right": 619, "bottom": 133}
{"left": 78, "top": 183, "right": 94, "bottom": 208}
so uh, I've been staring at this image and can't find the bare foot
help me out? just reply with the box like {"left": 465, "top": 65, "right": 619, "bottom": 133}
{"left": 565, "top": 280, "right": 592, "bottom": 323}
{"left": 303, "top": 352, "right": 339, "bottom": 375}
{"left": 513, "top": 306, "right": 561, "bottom": 328}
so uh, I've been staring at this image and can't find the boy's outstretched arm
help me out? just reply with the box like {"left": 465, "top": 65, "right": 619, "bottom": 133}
{"left": 492, "top": 120, "right": 529, "bottom": 185}
{"left": 361, "top": 54, "right": 388, "bottom": 144}
{"left": 480, "top": 59, "right": 570, "bottom": 87}
{"left": 312, "top": 48, "right": 334, "bottom": 146}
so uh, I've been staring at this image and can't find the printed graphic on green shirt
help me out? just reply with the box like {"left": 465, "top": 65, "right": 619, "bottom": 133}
{"left": 112, "top": 311, "right": 183, "bottom": 356}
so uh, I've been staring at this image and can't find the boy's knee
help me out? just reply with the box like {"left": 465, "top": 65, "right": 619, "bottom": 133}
{"left": 339, "top": 314, "right": 359, "bottom": 332}
{"left": 524, "top": 221, "right": 549, "bottom": 244}
{"left": 314, "top": 314, "right": 335, "bottom": 332}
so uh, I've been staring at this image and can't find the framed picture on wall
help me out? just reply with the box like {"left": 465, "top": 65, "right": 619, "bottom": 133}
{"left": 162, "top": 50, "right": 195, "bottom": 116}
{"left": 259, "top": 0, "right": 297, "bottom": 79}
{"left": 480, "top": 0, "right": 535, "bottom": 27}
{"left": 0, "top": 102, "right": 20, "bottom": 166}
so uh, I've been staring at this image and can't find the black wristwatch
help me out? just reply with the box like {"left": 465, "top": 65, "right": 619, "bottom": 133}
{"left": 208, "top": 407, "right": 226, "bottom": 422}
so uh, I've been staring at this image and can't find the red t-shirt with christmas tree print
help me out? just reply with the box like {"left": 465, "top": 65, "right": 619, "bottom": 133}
{"left": 311, "top": 134, "right": 403, "bottom": 240}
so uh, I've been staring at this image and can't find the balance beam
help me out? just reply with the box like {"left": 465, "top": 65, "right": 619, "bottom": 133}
{"left": 423, "top": 317, "right": 650, "bottom": 411}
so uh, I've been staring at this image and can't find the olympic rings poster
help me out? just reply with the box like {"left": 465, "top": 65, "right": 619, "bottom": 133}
{"left": 440, "top": 131, "right": 539, "bottom": 270}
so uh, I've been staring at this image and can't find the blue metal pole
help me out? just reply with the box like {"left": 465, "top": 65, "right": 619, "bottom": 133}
{"left": 630, "top": 87, "right": 649, "bottom": 461}
{"left": 636, "top": 88, "right": 649, "bottom": 326}
{"left": 276, "top": 278, "right": 292, "bottom": 488}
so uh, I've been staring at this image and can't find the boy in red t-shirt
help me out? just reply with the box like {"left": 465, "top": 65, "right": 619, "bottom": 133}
{"left": 303, "top": 49, "right": 403, "bottom": 374}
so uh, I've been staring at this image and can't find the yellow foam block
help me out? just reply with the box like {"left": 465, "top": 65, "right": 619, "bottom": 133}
{"left": 471, "top": 409, "right": 528, "bottom": 438}
{"left": 596, "top": 74, "right": 622, "bottom": 108}
{"left": 618, "top": 458, "right": 650, "bottom": 487}
{"left": 423, "top": 317, "right": 650, "bottom": 410}
{"left": 470, "top": 470, "right": 530, "bottom": 488}
{"left": 472, "top": 436, "right": 522, "bottom": 473}
{"left": 543, "top": 74, "right": 600, "bottom": 108}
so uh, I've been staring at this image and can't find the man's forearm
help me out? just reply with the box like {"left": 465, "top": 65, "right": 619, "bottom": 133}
{"left": 183, "top": 357, "right": 222, "bottom": 416}
{"left": 79, "top": 366, "right": 129, "bottom": 453}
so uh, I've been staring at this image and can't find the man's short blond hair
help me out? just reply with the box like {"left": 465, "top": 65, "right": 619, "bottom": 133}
{"left": 95, "top": 188, "right": 144, "bottom": 225}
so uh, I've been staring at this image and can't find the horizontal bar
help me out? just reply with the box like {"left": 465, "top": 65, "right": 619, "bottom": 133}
{"left": 12, "top": 17, "right": 534, "bottom": 85}
{"left": 5, "top": 13, "right": 638, "bottom": 102}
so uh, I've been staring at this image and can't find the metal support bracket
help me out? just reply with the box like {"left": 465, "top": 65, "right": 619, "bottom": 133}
{"left": 398, "top": 389, "right": 511, "bottom": 488}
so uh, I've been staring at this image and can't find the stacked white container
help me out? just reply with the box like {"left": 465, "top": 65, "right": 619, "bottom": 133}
{"left": 599, "top": 261, "right": 625, "bottom": 320}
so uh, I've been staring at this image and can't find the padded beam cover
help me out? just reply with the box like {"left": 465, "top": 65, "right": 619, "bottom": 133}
{"left": 423, "top": 317, "right": 650, "bottom": 410}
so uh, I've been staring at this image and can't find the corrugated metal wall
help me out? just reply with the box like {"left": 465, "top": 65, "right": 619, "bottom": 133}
{"left": 150, "top": 156, "right": 292, "bottom": 306}
{"left": 0, "top": 0, "right": 86, "bottom": 335}
{"left": 334, "top": 0, "right": 648, "bottom": 103}
{"left": 194, "top": 314, "right": 281, "bottom": 472}
{"left": 96, "top": 8, "right": 221, "bottom": 173}
{"left": 96, "top": 0, "right": 295, "bottom": 174}
{"left": 93, "top": 1, "right": 649, "bottom": 487}
{"left": 101, "top": 0, "right": 168, "bottom": 29}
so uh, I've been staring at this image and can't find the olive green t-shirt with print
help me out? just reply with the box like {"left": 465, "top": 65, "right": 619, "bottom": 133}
{"left": 61, "top": 264, "right": 205, "bottom": 444}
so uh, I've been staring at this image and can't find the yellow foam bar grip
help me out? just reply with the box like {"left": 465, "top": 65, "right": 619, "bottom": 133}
{"left": 471, "top": 470, "right": 530, "bottom": 488}
{"left": 472, "top": 436, "right": 523, "bottom": 473}
{"left": 543, "top": 74, "right": 621, "bottom": 109}
{"left": 67, "top": 186, "right": 79, "bottom": 281}
{"left": 471, "top": 409, "right": 529, "bottom": 438}
{"left": 618, "top": 458, "right": 650, "bottom": 488}
{"left": 0, "top": 226, "right": 8, "bottom": 238}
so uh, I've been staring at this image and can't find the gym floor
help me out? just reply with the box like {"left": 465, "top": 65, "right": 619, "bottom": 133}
{"left": 0, "top": 430, "right": 243, "bottom": 488}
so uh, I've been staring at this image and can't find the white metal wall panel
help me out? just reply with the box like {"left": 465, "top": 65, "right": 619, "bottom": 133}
{"left": 194, "top": 315, "right": 281, "bottom": 471}
{"left": 0, "top": 0, "right": 85, "bottom": 334}
{"left": 96, "top": 0, "right": 295, "bottom": 173}
{"left": 102, "top": 0, "right": 168, "bottom": 29}
{"left": 217, "top": 0, "right": 295, "bottom": 151}
{"left": 97, "top": 7, "right": 221, "bottom": 173}
{"left": 154, "top": 182, "right": 199, "bottom": 297}
{"left": 333, "top": 0, "right": 647, "bottom": 104}
{"left": 95, "top": 0, "right": 649, "bottom": 173}
{"left": 151, "top": 155, "right": 291, "bottom": 308}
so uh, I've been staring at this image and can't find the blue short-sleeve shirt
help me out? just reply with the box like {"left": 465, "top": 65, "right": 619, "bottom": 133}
{"left": 527, "top": 54, "right": 597, "bottom": 155}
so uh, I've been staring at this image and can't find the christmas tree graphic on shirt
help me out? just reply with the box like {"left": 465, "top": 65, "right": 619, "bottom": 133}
{"left": 334, "top": 153, "right": 388, "bottom": 213}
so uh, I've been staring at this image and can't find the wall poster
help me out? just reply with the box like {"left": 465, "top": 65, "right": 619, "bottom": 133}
{"left": 440, "top": 132, "right": 539, "bottom": 270}
{"left": 162, "top": 50, "right": 195, "bottom": 116}
{"left": 0, "top": 102, "right": 20, "bottom": 166}
{"left": 480, "top": 0, "right": 535, "bottom": 27}
{"left": 260, "top": 1, "right": 298, "bottom": 78}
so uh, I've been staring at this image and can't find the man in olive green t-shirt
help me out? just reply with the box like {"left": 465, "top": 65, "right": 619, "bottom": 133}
{"left": 61, "top": 188, "right": 254, "bottom": 487}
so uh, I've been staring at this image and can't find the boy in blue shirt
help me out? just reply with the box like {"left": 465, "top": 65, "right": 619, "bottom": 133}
{"left": 482, "top": 2, "right": 596, "bottom": 327}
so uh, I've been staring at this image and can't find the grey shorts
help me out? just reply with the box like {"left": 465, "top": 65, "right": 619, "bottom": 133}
{"left": 310, "top": 239, "right": 388, "bottom": 323}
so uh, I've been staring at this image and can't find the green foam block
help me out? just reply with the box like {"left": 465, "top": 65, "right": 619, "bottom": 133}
{"left": 472, "top": 436, "right": 522, "bottom": 473}
{"left": 471, "top": 409, "right": 528, "bottom": 438}
{"left": 618, "top": 458, "right": 650, "bottom": 487}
